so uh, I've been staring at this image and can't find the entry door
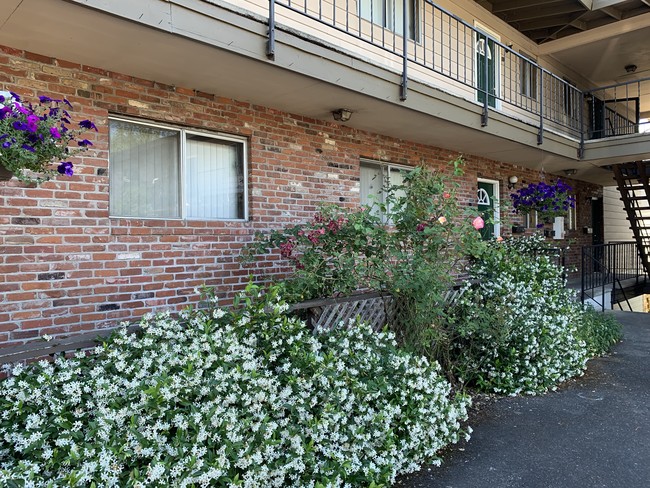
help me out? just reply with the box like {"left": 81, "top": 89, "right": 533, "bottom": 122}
{"left": 477, "top": 180, "right": 499, "bottom": 240}
{"left": 475, "top": 30, "right": 498, "bottom": 108}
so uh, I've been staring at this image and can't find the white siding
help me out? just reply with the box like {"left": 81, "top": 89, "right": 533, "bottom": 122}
{"left": 603, "top": 186, "right": 634, "bottom": 243}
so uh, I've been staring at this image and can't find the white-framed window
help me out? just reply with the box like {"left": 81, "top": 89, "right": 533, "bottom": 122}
{"left": 520, "top": 52, "right": 538, "bottom": 100}
{"left": 359, "top": 0, "right": 418, "bottom": 40}
{"left": 360, "top": 160, "right": 409, "bottom": 218}
{"left": 525, "top": 211, "right": 538, "bottom": 229}
{"left": 108, "top": 117, "right": 247, "bottom": 220}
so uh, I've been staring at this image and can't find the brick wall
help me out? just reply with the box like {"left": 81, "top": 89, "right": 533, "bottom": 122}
{"left": 0, "top": 45, "right": 601, "bottom": 347}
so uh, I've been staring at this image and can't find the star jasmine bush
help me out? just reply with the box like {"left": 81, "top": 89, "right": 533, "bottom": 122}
{"left": 0, "top": 91, "right": 97, "bottom": 184}
{"left": 456, "top": 236, "right": 587, "bottom": 394}
{"left": 451, "top": 235, "right": 594, "bottom": 395}
{"left": 0, "top": 284, "right": 470, "bottom": 487}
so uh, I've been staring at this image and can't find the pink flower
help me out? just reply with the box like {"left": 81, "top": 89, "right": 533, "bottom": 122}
{"left": 496, "top": 236, "right": 504, "bottom": 242}
{"left": 416, "top": 223, "right": 426, "bottom": 232}
{"left": 438, "top": 216, "right": 447, "bottom": 224}
{"left": 472, "top": 216, "right": 485, "bottom": 230}
{"left": 442, "top": 192, "right": 451, "bottom": 199}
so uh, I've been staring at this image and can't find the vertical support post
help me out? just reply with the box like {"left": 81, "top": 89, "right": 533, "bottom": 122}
{"left": 481, "top": 33, "right": 489, "bottom": 127}
{"left": 581, "top": 246, "right": 586, "bottom": 304}
{"left": 538, "top": 67, "right": 544, "bottom": 145}
{"left": 611, "top": 244, "right": 617, "bottom": 310}
{"left": 400, "top": 0, "right": 408, "bottom": 101}
{"left": 579, "top": 89, "right": 586, "bottom": 158}
{"left": 267, "top": 0, "right": 276, "bottom": 60}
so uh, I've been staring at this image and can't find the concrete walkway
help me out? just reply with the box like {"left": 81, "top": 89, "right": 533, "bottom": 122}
{"left": 399, "top": 311, "right": 650, "bottom": 488}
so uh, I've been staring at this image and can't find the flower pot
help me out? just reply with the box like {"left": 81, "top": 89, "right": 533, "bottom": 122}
{"left": 0, "top": 164, "right": 13, "bottom": 181}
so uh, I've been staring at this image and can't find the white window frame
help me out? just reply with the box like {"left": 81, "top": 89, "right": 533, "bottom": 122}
{"left": 360, "top": 159, "right": 411, "bottom": 219}
{"left": 520, "top": 51, "right": 538, "bottom": 101}
{"left": 359, "top": 0, "right": 419, "bottom": 41}
{"left": 108, "top": 116, "right": 248, "bottom": 221}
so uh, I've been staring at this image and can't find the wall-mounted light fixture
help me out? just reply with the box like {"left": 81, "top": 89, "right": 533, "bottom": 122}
{"left": 625, "top": 64, "right": 637, "bottom": 74}
{"left": 332, "top": 108, "right": 353, "bottom": 122}
{"left": 563, "top": 169, "right": 577, "bottom": 176}
{"left": 507, "top": 175, "right": 518, "bottom": 189}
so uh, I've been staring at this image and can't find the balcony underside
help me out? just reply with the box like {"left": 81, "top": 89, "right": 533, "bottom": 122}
{"left": 0, "top": 0, "right": 647, "bottom": 185}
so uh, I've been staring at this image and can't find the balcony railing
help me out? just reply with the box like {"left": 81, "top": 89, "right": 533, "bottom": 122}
{"left": 266, "top": 0, "right": 648, "bottom": 153}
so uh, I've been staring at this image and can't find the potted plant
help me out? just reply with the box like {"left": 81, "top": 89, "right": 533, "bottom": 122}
{"left": 510, "top": 179, "right": 576, "bottom": 224}
{"left": 0, "top": 91, "right": 96, "bottom": 184}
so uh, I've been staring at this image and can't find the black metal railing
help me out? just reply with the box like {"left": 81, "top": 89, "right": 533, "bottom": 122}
{"left": 581, "top": 242, "right": 647, "bottom": 311}
{"left": 584, "top": 79, "right": 650, "bottom": 140}
{"left": 266, "top": 0, "right": 648, "bottom": 151}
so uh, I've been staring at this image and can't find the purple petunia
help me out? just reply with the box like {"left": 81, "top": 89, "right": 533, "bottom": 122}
{"left": 50, "top": 126, "right": 61, "bottom": 139}
{"left": 21, "top": 144, "right": 35, "bottom": 152}
{"left": 57, "top": 161, "right": 74, "bottom": 176}
{"left": 77, "top": 139, "right": 93, "bottom": 147}
{"left": 79, "top": 119, "right": 97, "bottom": 131}
{"left": 39, "top": 96, "right": 52, "bottom": 103}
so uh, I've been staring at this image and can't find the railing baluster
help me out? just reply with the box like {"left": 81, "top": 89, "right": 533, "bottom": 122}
{"left": 400, "top": 0, "right": 408, "bottom": 100}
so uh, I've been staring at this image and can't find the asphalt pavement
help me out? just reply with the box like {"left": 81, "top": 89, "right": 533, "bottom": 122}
{"left": 399, "top": 310, "right": 650, "bottom": 488}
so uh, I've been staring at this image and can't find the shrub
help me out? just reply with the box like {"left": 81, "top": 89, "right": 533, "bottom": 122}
{"left": 0, "top": 284, "right": 470, "bottom": 487}
{"left": 451, "top": 235, "right": 589, "bottom": 395}
{"left": 243, "top": 159, "right": 488, "bottom": 357}
{"left": 574, "top": 306, "right": 622, "bottom": 356}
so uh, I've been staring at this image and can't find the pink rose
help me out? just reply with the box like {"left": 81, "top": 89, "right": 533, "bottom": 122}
{"left": 472, "top": 216, "right": 485, "bottom": 230}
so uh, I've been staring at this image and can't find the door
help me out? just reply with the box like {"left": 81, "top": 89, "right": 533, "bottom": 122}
{"left": 477, "top": 180, "right": 499, "bottom": 240}
{"left": 588, "top": 96, "right": 606, "bottom": 139}
{"left": 475, "top": 29, "right": 498, "bottom": 108}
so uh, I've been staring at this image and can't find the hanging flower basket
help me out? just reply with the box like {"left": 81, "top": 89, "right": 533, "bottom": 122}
{"left": 0, "top": 91, "right": 97, "bottom": 185}
{"left": 510, "top": 180, "right": 576, "bottom": 222}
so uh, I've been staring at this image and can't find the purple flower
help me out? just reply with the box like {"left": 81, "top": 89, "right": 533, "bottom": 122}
{"left": 39, "top": 95, "right": 52, "bottom": 103}
{"left": 57, "top": 162, "right": 74, "bottom": 176}
{"left": 21, "top": 144, "right": 35, "bottom": 152}
{"left": 12, "top": 121, "right": 28, "bottom": 131}
{"left": 2, "top": 141, "right": 11, "bottom": 148}
{"left": 50, "top": 126, "right": 61, "bottom": 139}
{"left": 26, "top": 114, "right": 40, "bottom": 133}
{"left": 15, "top": 103, "right": 30, "bottom": 116}
{"left": 77, "top": 139, "right": 93, "bottom": 147}
{"left": 79, "top": 119, "right": 97, "bottom": 131}
{"left": 63, "top": 99, "right": 72, "bottom": 108}
{"left": 9, "top": 92, "right": 21, "bottom": 102}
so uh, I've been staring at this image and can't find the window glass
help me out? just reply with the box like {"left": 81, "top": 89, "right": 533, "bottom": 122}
{"left": 360, "top": 160, "right": 409, "bottom": 220}
{"left": 359, "top": 0, "right": 417, "bottom": 39}
{"left": 109, "top": 119, "right": 246, "bottom": 220}
{"left": 109, "top": 120, "right": 180, "bottom": 218}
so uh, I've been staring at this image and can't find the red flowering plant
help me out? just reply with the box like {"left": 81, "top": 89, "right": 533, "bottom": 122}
{"left": 0, "top": 91, "right": 97, "bottom": 184}
{"left": 242, "top": 158, "right": 488, "bottom": 357}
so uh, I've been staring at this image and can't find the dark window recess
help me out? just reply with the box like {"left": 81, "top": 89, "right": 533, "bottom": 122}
{"left": 38, "top": 272, "right": 65, "bottom": 281}
{"left": 12, "top": 217, "right": 40, "bottom": 225}
{"left": 133, "top": 292, "right": 154, "bottom": 300}
{"left": 98, "top": 304, "right": 120, "bottom": 312}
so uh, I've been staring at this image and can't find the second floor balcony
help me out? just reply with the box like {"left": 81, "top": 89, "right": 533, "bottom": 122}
{"left": 1, "top": 0, "right": 648, "bottom": 184}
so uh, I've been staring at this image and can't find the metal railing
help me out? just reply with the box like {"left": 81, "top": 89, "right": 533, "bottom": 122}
{"left": 266, "top": 0, "right": 647, "bottom": 151}
{"left": 581, "top": 242, "right": 647, "bottom": 311}
{"left": 584, "top": 79, "right": 650, "bottom": 140}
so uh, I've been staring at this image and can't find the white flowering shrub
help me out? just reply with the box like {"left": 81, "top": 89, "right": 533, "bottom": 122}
{"left": 0, "top": 284, "right": 469, "bottom": 487}
{"left": 452, "top": 236, "right": 589, "bottom": 395}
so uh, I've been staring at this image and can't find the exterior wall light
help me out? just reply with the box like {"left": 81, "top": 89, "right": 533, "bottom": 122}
{"left": 564, "top": 169, "right": 577, "bottom": 176}
{"left": 332, "top": 108, "right": 353, "bottom": 122}
{"left": 507, "top": 175, "right": 518, "bottom": 189}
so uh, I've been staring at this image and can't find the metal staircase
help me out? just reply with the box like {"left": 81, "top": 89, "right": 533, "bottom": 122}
{"left": 612, "top": 162, "right": 650, "bottom": 276}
